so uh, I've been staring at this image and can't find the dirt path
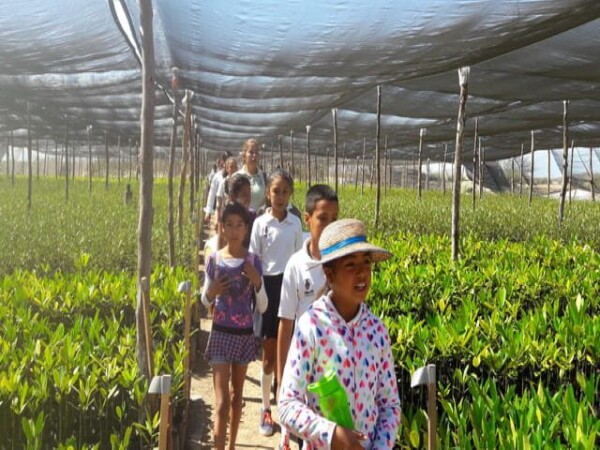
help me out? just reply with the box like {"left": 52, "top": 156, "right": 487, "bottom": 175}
{"left": 186, "top": 317, "right": 283, "bottom": 450}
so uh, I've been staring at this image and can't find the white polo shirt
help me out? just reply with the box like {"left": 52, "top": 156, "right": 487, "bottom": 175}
{"left": 249, "top": 209, "right": 303, "bottom": 276}
{"left": 278, "top": 238, "right": 326, "bottom": 323}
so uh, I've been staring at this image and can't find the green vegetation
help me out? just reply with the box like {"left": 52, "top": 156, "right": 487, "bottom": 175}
{"left": 1, "top": 178, "right": 599, "bottom": 448}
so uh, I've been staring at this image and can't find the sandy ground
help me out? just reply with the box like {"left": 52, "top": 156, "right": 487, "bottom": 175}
{"left": 185, "top": 316, "right": 283, "bottom": 450}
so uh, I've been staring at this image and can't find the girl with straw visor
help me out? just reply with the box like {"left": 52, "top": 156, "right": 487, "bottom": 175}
{"left": 278, "top": 218, "right": 401, "bottom": 449}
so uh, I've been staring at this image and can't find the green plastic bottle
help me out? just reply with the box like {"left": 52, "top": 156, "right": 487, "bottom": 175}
{"left": 307, "top": 369, "right": 354, "bottom": 429}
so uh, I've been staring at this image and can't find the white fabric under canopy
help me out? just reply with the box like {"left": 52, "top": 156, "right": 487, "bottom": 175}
{"left": 1, "top": 0, "right": 599, "bottom": 161}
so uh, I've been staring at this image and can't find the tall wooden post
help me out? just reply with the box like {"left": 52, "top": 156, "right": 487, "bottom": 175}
{"left": 383, "top": 136, "right": 388, "bottom": 195}
{"left": 137, "top": 0, "right": 156, "bottom": 383}
{"left": 104, "top": 131, "right": 110, "bottom": 189}
{"left": 306, "top": 125, "right": 312, "bottom": 187}
{"left": 290, "top": 130, "right": 295, "bottom": 178}
{"left": 332, "top": 109, "right": 339, "bottom": 193}
{"left": 342, "top": 142, "right": 347, "bottom": 188}
{"left": 547, "top": 149, "right": 551, "bottom": 197}
{"left": 569, "top": 140, "right": 575, "bottom": 203}
{"left": 519, "top": 142, "right": 524, "bottom": 196}
{"left": 65, "top": 116, "right": 69, "bottom": 202}
{"left": 479, "top": 142, "right": 484, "bottom": 199}
{"left": 167, "top": 79, "right": 178, "bottom": 265}
{"left": 471, "top": 117, "right": 478, "bottom": 208}
{"left": 528, "top": 130, "right": 535, "bottom": 206}
{"left": 361, "top": 137, "right": 366, "bottom": 194}
{"left": 117, "top": 135, "right": 121, "bottom": 183}
{"left": 27, "top": 103, "right": 32, "bottom": 210}
{"left": 417, "top": 128, "right": 426, "bottom": 200}
{"left": 278, "top": 135, "right": 283, "bottom": 170}
{"left": 558, "top": 100, "right": 569, "bottom": 224}
{"left": 189, "top": 115, "right": 196, "bottom": 219}
{"left": 452, "top": 67, "right": 470, "bottom": 261}
{"left": 355, "top": 156, "right": 360, "bottom": 190}
{"left": 129, "top": 138, "right": 133, "bottom": 182}
{"left": 442, "top": 143, "right": 448, "bottom": 194}
{"left": 178, "top": 90, "right": 192, "bottom": 244}
{"left": 590, "top": 147, "right": 595, "bottom": 202}
{"left": 10, "top": 131, "right": 15, "bottom": 185}
{"left": 36, "top": 138, "right": 40, "bottom": 180}
{"left": 511, "top": 157, "right": 515, "bottom": 194}
{"left": 374, "top": 85, "right": 382, "bottom": 228}
{"left": 87, "top": 125, "right": 93, "bottom": 194}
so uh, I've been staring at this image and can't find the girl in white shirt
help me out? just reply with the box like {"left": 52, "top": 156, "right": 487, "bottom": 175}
{"left": 250, "top": 168, "right": 303, "bottom": 437}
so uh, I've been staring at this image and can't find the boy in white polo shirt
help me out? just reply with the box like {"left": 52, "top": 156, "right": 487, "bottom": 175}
{"left": 276, "top": 184, "right": 339, "bottom": 450}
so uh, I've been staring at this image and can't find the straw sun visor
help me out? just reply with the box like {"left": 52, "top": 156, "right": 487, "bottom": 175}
{"left": 307, "top": 218, "right": 392, "bottom": 268}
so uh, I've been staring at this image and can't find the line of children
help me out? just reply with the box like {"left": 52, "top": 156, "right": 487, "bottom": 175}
{"left": 276, "top": 184, "right": 339, "bottom": 450}
{"left": 201, "top": 202, "right": 268, "bottom": 450}
{"left": 278, "top": 218, "right": 401, "bottom": 449}
{"left": 249, "top": 168, "right": 303, "bottom": 436}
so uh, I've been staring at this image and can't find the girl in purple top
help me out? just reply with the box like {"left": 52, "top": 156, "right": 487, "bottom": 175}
{"left": 202, "top": 202, "right": 268, "bottom": 450}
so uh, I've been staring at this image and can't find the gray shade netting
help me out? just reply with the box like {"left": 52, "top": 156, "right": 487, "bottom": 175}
{"left": 1, "top": 0, "right": 600, "bottom": 187}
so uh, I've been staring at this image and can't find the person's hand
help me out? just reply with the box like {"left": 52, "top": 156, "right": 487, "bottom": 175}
{"left": 331, "top": 426, "right": 367, "bottom": 450}
{"left": 207, "top": 274, "right": 231, "bottom": 299}
{"left": 241, "top": 259, "right": 261, "bottom": 289}
{"left": 204, "top": 213, "right": 212, "bottom": 225}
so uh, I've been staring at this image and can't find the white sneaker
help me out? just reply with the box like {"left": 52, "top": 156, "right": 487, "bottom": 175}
{"left": 259, "top": 407, "right": 274, "bottom": 436}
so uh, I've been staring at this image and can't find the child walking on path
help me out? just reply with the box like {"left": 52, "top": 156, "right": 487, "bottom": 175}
{"left": 201, "top": 202, "right": 268, "bottom": 450}
{"left": 278, "top": 219, "right": 401, "bottom": 450}
{"left": 250, "top": 169, "right": 303, "bottom": 437}
{"left": 276, "top": 184, "right": 339, "bottom": 450}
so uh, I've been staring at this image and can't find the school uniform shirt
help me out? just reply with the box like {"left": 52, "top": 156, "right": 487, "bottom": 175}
{"left": 278, "top": 238, "right": 326, "bottom": 323}
{"left": 249, "top": 208, "right": 303, "bottom": 276}
{"left": 204, "top": 171, "right": 225, "bottom": 214}
{"left": 278, "top": 292, "right": 401, "bottom": 450}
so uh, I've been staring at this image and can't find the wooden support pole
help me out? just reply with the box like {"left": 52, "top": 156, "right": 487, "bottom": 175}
{"left": 290, "top": 130, "right": 295, "bottom": 178}
{"left": 332, "top": 108, "right": 339, "bottom": 193}
{"left": 355, "top": 156, "right": 360, "bottom": 190}
{"left": 36, "top": 138, "right": 40, "bottom": 180}
{"left": 452, "top": 67, "right": 470, "bottom": 261}
{"left": 471, "top": 117, "right": 478, "bottom": 208}
{"left": 137, "top": 0, "right": 156, "bottom": 382}
{"left": 88, "top": 125, "right": 93, "bottom": 194}
{"left": 547, "top": 149, "right": 551, "bottom": 197}
{"left": 374, "top": 85, "right": 382, "bottom": 228}
{"left": 479, "top": 142, "right": 484, "bottom": 199}
{"left": 167, "top": 71, "right": 178, "bottom": 268}
{"left": 519, "top": 142, "right": 524, "bottom": 196}
{"left": 590, "top": 147, "right": 595, "bottom": 202}
{"left": 105, "top": 131, "right": 109, "bottom": 189}
{"left": 43, "top": 139, "right": 48, "bottom": 177}
{"left": 117, "top": 135, "right": 121, "bottom": 183}
{"left": 442, "top": 143, "right": 448, "bottom": 194}
{"left": 417, "top": 128, "right": 425, "bottom": 200}
{"left": 189, "top": 116, "right": 196, "bottom": 219}
{"left": 278, "top": 134, "right": 283, "bottom": 169}
{"left": 558, "top": 100, "right": 569, "bottom": 224}
{"left": 383, "top": 136, "right": 388, "bottom": 195}
{"left": 511, "top": 157, "right": 515, "bottom": 195}
{"left": 325, "top": 147, "right": 330, "bottom": 184}
{"left": 27, "top": 103, "right": 32, "bottom": 210}
{"left": 528, "top": 131, "right": 535, "bottom": 206}
{"left": 361, "top": 137, "right": 366, "bottom": 195}
{"left": 129, "top": 138, "right": 133, "bottom": 182}
{"left": 569, "top": 140, "right": 575, "bottom": 203}
{"left": 178, "top": 90, "right": 192, "bottom": 245}
{"left": 65, "top": 116, "right": 69, "bottom": 202}
{"left": 342, "top": 141, "right": 347, "bottom": 188}
{"left": 306, "top": 125, "right": 312, "bottom": 187}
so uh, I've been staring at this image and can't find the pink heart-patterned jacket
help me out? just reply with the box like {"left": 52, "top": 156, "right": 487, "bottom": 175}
{"left": 278, "top": 291, "right": 401, "bottom": 449}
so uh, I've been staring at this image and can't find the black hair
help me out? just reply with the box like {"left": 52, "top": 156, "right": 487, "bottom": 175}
{"left": 305, "top": 184, "right": 338, "bottom": 214}
{"left": 267, "top": 168, "right": 294, "bottom": 192}
{"left": 226, "top": 173, "right": 251, "bottom": 199}
{"left": 221, "top": 201, "right": 250, "bottom": 226}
